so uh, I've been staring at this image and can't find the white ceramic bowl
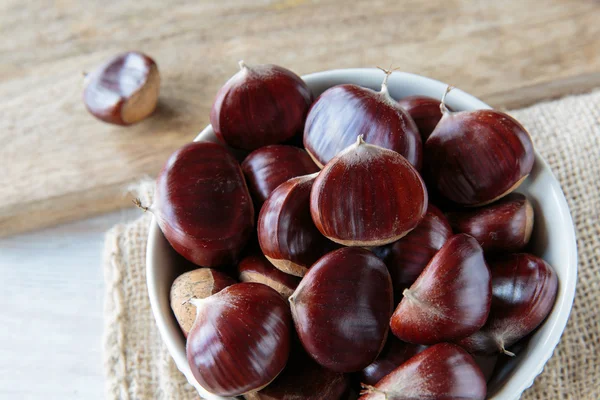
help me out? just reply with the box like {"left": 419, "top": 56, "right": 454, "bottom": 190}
{"left": 146, "top": 68, "right": 577, "bottom": 400}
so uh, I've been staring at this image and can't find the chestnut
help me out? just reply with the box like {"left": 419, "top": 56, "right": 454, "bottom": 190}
{"left": 170, "top": 268, "right": 236, "bottom": 336}
{"left": 211, "top": 61, "right": 312, "bottom": 150}
{"left": 397, "top": 95, "right": 446, "bottom": 141}
{"left": 304, "top": 71, "right": 422, "bottom": 170}
{"left": 238, "top": 254, "right": 301, "bottom": 298}
{"left": 242, "top": 145, "right": 319, "bottom": 205}
{"left": 136, "top": 141, "right": 254, "bottom": 267}
{"left": 457, "top": 253, "right": 558, "bottom": 356}
{"left": 425, "top": 87, "right": 535, "bottom": 206}
{"left": 289, "top": 247, "right": 393, "bottom": 373}
{"left": 390, "top": 234, "right": 491, "bottom": 344}
{"left": 258, "top": 173, "right": 337, "bottom": 277}
{"left": 310, "top": 136, "right": 428, "bottom": 247}
{"left": 83, "top": 51, "right": 159, "bottom": 125}
{"left": 359, "top": 343, "right": 486, "bottom": 400}
{"left": 187, "top": 283, "right": 291, "bottom": 397}
{"left": 446, "top": 192, "right": 534, "bottom": 253}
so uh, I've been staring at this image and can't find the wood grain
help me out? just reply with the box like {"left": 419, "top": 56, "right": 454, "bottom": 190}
{"left": 1, "top": 0, "right": 600, "bottom": 236}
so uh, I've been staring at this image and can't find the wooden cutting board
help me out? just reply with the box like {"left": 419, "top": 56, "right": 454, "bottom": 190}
{"left": 2, "top": 0, "right": 600, "bottom": 237}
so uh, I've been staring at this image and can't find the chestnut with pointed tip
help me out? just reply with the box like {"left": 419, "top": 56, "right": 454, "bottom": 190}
{"left": 390, "top": 234, "right": 491, "bottom": 344}
{"left": 238, "top": 254, "right": 301, "bottom": 298}
{"left": 170, "top": 268, "right": 236, "bottom": 336}
{"left": 310, "top": 136, "right": 428, "bottom": 247}
{"left": 304, "top": 71, "right": 422, "bottom": 169}
{"left": 211, "top": 61, "right": 312, "bottom": 150}
{"left": 397, "top": 95, "right": 446, "bottom": 141}
{"left": 187, "top": 283, "right": 292, "bottom": 397}
{"left": 259, "top": 173, "right": 337, "bottom": 277}
{"left": 447, "top": 192, "right": 534, "bottom": 253}
{"left": 457, "top": 253, "right": 558, "bottom": 356}
{"left": 289, "top": 247, "right": 393, "bottom": 373}
{"left": 83, "top": 51, "right": 159, "bottom": 125}
{"left": 138, "top": 141, "right": 254, "bottom": 267}
{"left": 242, "top": 145, "right": 319, "bottom": 205}
{"left": 425, "top": 86, "right": 535, "bottom": 206}
{"left": 358, "top": 343, "right": 486, "bottom": 400}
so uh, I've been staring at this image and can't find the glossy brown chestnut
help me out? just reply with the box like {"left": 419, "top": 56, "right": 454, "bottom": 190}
{"left": 83, "top": 51, "right": 159, "bottom": 125}
{"left": 238, "top": 254, "right": 301, "bottom": 298}
{"left": 359, "top": 336, "right": 427, "bottom": 386}
{"left": 289, "top": 247, "right": 393, "bottom": 372}
{"left": 457, "top": 253, "right": 558, "bottom": 356}
{"left": 390, "top": 234, "right": 491, "bottom": 344}
{"left": 244, "top": 345, "right": 349, "bottom": 400}
{"left": 139, "top": 141, "right": 254, "bottom": 267}
{"left": 187, "top": 283, "right": 291, "bottom": 396}
{"left": 310, "top": 137, "right": 428, "bottom": 247}
{"left": 170, "top": 268, "right": 236, "bottom": 336}
{"left": 397, "top": 95, "right": 445, "bottom": 141}
{"left": 304, "top": 72, "right": 422, "bottom": 169}
{"left": 447, "top": 192, "right": 534, "bottom": 253}
{"left": 373, "top": 204, "right": 452, "bottom": 296}
{"left": 210, "top": 61, "right": 312, "bottom": 150}
{"left": 242, "top": 145, "right": 319, "bottom": 205}
{"left": 425, "top": 87, "right": 535, "bottom": 206}
{"left": 358, "top": 343, "right": 486, "bottom": 400}
{"left": 259, "top": 173, "right": 337, "bottom": 277}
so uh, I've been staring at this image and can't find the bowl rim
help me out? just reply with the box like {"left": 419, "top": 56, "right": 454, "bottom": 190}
{"left": 146, "top": 67, "right": 578, "bottom": 400}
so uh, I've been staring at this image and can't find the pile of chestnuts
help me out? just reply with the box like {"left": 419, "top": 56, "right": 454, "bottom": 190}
{"left": 138, "top": 62, "right": 558, "bottom": 400}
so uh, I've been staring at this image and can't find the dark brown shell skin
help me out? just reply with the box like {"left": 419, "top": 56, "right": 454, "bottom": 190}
{"left": 154, "top": 141, "right": 254, "bottom": 267}
{"left": 289, "top": 247, "right": 394, "bottom": 373}
{"left": 425, "top": 110, "right": 535, "bottom": 206}
{"left": 238, "top": 254, "right": 301, "bottom": 298}
{"left": 358, "top": 343, "right": 486, "bottom": 400}
{"left": 397, "top": 95, "right": 445, "bottom": 142}
{"left": 303, "top": 84, "right": 422, "bottom": 170}
{"left": 390, "top": 234, "right": 492, "bottom": 344}
{"left": 210, "top": 63, "right": 312, "bottom": 151}
{"left": 457, "top": 253, "right": 558, "bottom": 355}
{"left": 446, "top": 192, "right": 534, "bottom": 253}
{"left": 186, "top": 283, "right": 292, "bottom": 397}
{"left": 242, "top": 145, "right": 319, "bottom": 205}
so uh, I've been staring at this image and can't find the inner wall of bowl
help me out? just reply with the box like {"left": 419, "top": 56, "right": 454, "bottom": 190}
{"left": 148, "top": 69, "right": 577, "bottom": 400}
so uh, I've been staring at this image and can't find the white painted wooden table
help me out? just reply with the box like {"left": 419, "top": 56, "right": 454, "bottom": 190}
{"left": 0, "top": 209, "right": 139, "bottom": 399}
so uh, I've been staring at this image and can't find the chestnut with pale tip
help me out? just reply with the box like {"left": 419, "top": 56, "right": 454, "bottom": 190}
{"left": 310, "top": 136, "right": 428, "bottom": 247}
{"left": 211, "top": 61, "right": 312, "bottom": 151}
{"left": 186, "top": 282, "right": 292, "bottom": 397}
{"left": 304, "top": 69, "right": 422, "bottom": 170}
{"left": 447, "top": 192, "right": 534, "bottom": 253}
{"left": 170, "top": 268, "right": 236, "bottom": 337}
{"left": 425, "top": 86, "right": 535, "bottom": 206}
{"left": 259, "top": 173, "right": 337, "bottom": 277}
{"left": 390, "top": 234, "right": 492, "bottom": 344}
{"left": 358, "top": 343, "right": 486, "bottom": 400}
{"left": 289, "top": 247, "right": 394, "bottom": 373}
{"left": 457, "top": 253, "right": 558, "bottom": 356}
{"left": 238, "top": 254, "right": 301, "bottom": 298}
{"left": 397, "top": 95, "right": 446, "bottom": 141}
{"left": 135, "top": 141, "right": 254, "bottom": 267}
{"left": 83, "top": 51, "right": 160, "bottom": 125}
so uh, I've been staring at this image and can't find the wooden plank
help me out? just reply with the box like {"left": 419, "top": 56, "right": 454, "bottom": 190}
{"left": 1, "top": 0, "right": 600, "bottom": 236}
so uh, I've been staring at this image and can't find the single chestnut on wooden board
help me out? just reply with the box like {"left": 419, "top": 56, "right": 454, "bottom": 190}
{"left": 304, "top": 70, "right": 422, "bottom": 169}
{"left": 211, "top": 61, "right": 313, "bottom": 150}
{"left": 397, "top": 95, "right": 446, "bottom": 141}
{"left": 242, "top": 145, "right": 319, "bottom": 205}
{"left": 83, "top": 51, "right": 160, "bottom": 125}
{"left": 187, "top": 283, "right": 291, "bottom": 397}
{"left": 135, "top": 141, "right": 254, "bottom": 267}
{"left": 289, "top": 247, "right": 393, "bottom": 373}
{"left": 259, "top": 173, "right": 337, "bottom": 277}
{"left": 390, "top": 234, "right": 491, "bottom": 344}
{"left": 425, "top": 87, "right": 535, "bottom": 206}
{"left": 310, "top": 136, "right": 428, "bottom": 247}
{"left": 238, "top": 254, "right": 301, "bottom": 298}
{"left": 447, "top": 192, "right": 534, "bottom": 253}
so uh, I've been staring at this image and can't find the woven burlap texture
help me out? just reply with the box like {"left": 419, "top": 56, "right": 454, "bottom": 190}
{"left": 103, "top": 90, "right": 600, "bottom": 400}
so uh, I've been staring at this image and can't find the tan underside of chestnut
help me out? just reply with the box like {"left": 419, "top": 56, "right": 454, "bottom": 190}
{"left": 239, "top": 271, "right": 294, "bottom": 298}
{"left": 305, "top": 147, "right": 325, "bottom": 169}
{"left": 324, "top": 228, "right": 413, "bottom": 247}
{"left": 265, "top": 255, "right": 308, "bottom": 277}
{"left": 469, "top": 174, "right": 529, "bottom": 207}
{"left": 121, "top": 64, "right": 160, "bottom": 124}
{"left": 523, "top": 199, "right": 535, "bottom": 244}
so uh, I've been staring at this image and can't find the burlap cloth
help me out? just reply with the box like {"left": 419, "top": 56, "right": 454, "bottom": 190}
{"left": 103, "top": 91, "right": 600, "bottom": 400}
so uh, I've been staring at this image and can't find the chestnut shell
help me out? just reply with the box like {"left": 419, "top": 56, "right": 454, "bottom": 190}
{"left": 397, "top": 95, "right": 445, "bottom": 142}
{"left": 238, "top": 254, "right": 301, "bottom": 298}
